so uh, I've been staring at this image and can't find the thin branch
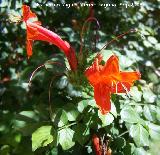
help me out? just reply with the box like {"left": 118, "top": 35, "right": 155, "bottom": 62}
{"left": 117, "top": 131, "right": 129, "bottom": 137}
{"left": 28, "top": 64, "right": 45, "bottom": 87}
{"left": 79, "top": 17, "right": 100, "bottom": 55}
{"left": 98, "top": 29, "right": 137, "bottom": 53}
{"left": 48, "top": 73, "right": 64, "bottom": 120}
{"left": 58, "top": 122, "right": 77, "bottom": 131}
{"left": 28, "top": 61, "right": 66, "bottom": 87}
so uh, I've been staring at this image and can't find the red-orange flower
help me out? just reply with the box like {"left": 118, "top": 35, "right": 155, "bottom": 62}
{"left": 85, "top": 54, "right": 141, "bottom": 115}
{"left": 92, "top": 134, "right": 101, "bottom": 155}
{"left": 22, "top": 5, "right": 77, "bottom": 71}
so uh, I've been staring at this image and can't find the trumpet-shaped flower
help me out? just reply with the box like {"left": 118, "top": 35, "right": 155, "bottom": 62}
{"left": 85, "top": 54, "right": 141, "bottom": 114}
{"left": 22, "top": 5, "right": 77, "bottom": 71}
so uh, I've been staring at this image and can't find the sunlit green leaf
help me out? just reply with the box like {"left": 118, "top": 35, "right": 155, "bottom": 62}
{"left": 58, "top": 128, "right": 75, "bottom": 150}
{"left": 120, "top": 106, "right": 140, "bottom": 123}
{"left": 130, "top": 124, "right": 149, "bottom": 147}
{"left": 142, "top": 87, "right": 156, "bottom": 103}
{"left": 143, "top": 105, "right": 157, "bottom": 121}
{"left": 148, "top": 122, "right": 160, "bottom": 140}
{"left": 98, "top": 111, "right": 114, "bottom": 126}
{"left": 32, "top": 126, "right": 54, "bottom": 151}
{"left": 53, "top": 109, "right": 68, "bottom": 127}
{"left": 147, "top": 36, "right": 158, "bottom": 45}
{"left": 129, "top": 86, "right": 142, "bottom": 102}
{"left": 134, "top": 147, "right": 148, "bottom": 155}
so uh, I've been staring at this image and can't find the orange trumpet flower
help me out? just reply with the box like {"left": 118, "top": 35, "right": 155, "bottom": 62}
{"left": 85, "top": 54, "right": 141, "bottom": 115}
{"left": 22, "top": 5, "right": 77, "bottom": 71}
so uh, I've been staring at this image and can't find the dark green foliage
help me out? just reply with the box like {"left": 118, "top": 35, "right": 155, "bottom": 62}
{"left": 0, "top": 0, "right": 160, "bottom": 154}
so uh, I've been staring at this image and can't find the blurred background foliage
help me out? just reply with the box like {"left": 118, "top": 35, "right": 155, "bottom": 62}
{"left": 0, "top": 0, "right": 160, "bottom": 155}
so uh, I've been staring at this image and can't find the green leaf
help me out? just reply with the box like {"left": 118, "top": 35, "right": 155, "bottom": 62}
{"left": 77, "top": 100, "right": 88, "bottom": 113}
{"left": 15, "top": 122, "right": 44, "bottom": 136}
{"left": 134, "top": 147, "right": 148, "bottom": 155}
{"left": 134, "top": 105, "right": 143, "bottom": 114}
{"left": 148, "top": 122, "right": 160, "bottom": 140}
{"left": 58, "top": 128, "right": 75, "bottom": 150}
{"left": 67, "top": 110, "right": 79, "bottom": 122}
{"left": 16, "top": 111, "right": 38, "bottom": 122}
{"left": 98, "top": 111, "right": 114, "bottom": 126}
{"left": 44, "top": 61, "right": 65, "bottom": 73}
{"left": 148, "top": 72, "right": 159, "bottom": 84}
{"left": 120, "top": 106, "right": 140, "bottom": 123}
{"left": 129, "top": 124, "right": 149, "bottom": 147}
{"left": 155, "top": 43, "right": 160, "bottom": 50}
{"left": 123, "top": 143, "right": 135, "bottom": 155}
{"left": 53, "top": 109, "right": 68, "bottom": 127}
{"left": 114, "top": 137, "right": 126, "bottom": 149}
{"left": 149, "top": 140, "right": 160, "bottom": 155}
{"left": 50, "top": 148, "right": 58, "bottom": 155}
{"left": 142, "top": 87, "right": 156, "bottom": 103}
{"left": 67, "top": 83, "right": 82, "bottom": 97}
{"left": 129, "top": 86, "right": 142, "bottom": 102}
{"left": 64, "top": 103, "right": 79, "bottom": 121}
{"left": 110, "top": 102, "right": 117, "bottom": 118}
{"left": 100, "top": 50, "right": 114, "bottom": 61}
{"left": 147, "top": 36, "right": 158, "bottom": 44}
{"left": 143, "top": 105, "right": 157, "bottom": 121}
{"left": 156, "top": 107, "right": 160, "bottom": 122}
{"left": 57, "top": 76, "right": 68, "bottom": 89}
{"left": 73, "top": 124, "right": 90, "bottom": 145}
{"left": 143, "top": 40, "right": 152, "bottom": 48}
{"left": 0, "top": 145, "right": 10, "bottom": 155}
{"left": 119, "top": 55, "right": 134, "bottom": 68}
{"left": 88, "top": 99, "right": 97, "bottom": 108}
{"left": 32, "top": 126, "right": 54, "bottom": 151}
{"left": 62, "top": 27, "right": 75, "bottom": 42}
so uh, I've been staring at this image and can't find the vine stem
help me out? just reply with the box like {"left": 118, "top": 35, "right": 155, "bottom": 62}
{"left": 98, "top": 29, "right": 137, "bottom": 53}
{"left": 58, "top": 122, "right": 77, "bottom": 131}
{"left": 117, "top": 131, "right": 129, "bottom": 137}
{"left": 83, "top": 115, "right": 93, "bottom": 136}
{"left": 28, "top": 61, "right": 66, "bottom": 87}
{"left": 48, "top": 73, "right": 65, "bottom": 121}
{"left": 79, "top": 17, "right": 100, "bottom": 56}
{"left": 28, "top": 64, "right": 45, "bottom": 87}
{"left": 89, "top": 0, "right": 94, "bottom": 18}
{"left": 27, "top": 60, "right": 66, "bottom": 121}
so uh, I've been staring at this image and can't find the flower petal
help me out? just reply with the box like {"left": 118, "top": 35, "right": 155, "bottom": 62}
{"left": 102, "top": 55, "right": 119, "bottom": 74}
{"left": 120, "top": 71, "right": 141, "bottom": 85}
{"left": 111, "top": 82, "right": 131, "bottom": 93}
{"left": 27, "top": 40, "right": 33, "bottom": 58}
{"left": 65, "top": 47, "right": 78, "bottom": 71}
{"left": 85, "top": 54, "right": 103, "bottom": 85}
{"left": 94, "top": 83, "right": 111, "bottom": 115}
{"left": 22, "top": 5, "right": 37, "bottom": 22}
